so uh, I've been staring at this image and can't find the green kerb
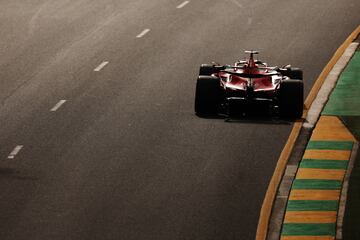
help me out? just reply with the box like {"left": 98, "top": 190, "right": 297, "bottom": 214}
{"left": 323, "top": 52, "right": 360, "bottom": 116}
{"left": 292, "top": 179, "right": 342, "bottom": 190}
{"left": 300, "top": 159, "right": 349, "bottom": 170}
{"left": 306, "top": 141, "right": 353, "bottom": 150}
{"left": 282, "top": 223, "right": 336, "bottom": 236}
{"left": 287, "top": 200, "right": 338, "bottom": 211}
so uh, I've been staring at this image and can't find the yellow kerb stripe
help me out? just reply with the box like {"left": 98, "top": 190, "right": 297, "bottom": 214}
{"left": 303, "top": 150, "right": 351, "bottom": 161}
{"left": 281, "top": 236, "right": 335, "bottom": 240}
{"left": 311, "top": 116, "right": 356, "bottom": 141}
{"left": 284, "top": 211, "right": 337, "bottom": 223}
{"left": 296, "top": 168, "right": 345, "bottom": 180}
{"left": 289, "top": 190, "right": 340, "bottom": 201}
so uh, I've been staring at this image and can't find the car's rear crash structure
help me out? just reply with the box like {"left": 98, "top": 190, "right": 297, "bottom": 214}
{"left": 195, "top": 51, "right": 304, "bottom": 118}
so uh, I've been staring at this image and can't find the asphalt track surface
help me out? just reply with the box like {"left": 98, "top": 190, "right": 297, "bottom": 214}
{"left": 0, "top": 1, "right": 359, "bottom": 239}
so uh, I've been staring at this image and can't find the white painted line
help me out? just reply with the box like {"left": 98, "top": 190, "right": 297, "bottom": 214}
{"left": 50, "top": 100, "right": 67, "bottom": 112}
{"left": 303, "top": 42, "right": 359, "bottom": 129}
{"left": 94, "top": 61, "right": 109, "bottom": 72}
{"left": 177, "top": 1, "right": 190, "bottom": 9}
{"left": 8, "top": 145, "right": 23, "bottom": 159}
{"left": 284, "top": 165, "right": 298, "bottom": 177}
{"left": 229, "top": 0, "right": 243, "bottom": 8}
{"left": 136, "top": 29, "right": 150, "bottom": 38}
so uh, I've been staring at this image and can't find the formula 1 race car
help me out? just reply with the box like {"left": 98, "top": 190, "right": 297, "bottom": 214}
{"left": 194, "top": 51, "right": 304, "bottom": 118}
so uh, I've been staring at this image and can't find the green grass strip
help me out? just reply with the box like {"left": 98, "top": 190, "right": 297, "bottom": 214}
{"left": 323, "top": 52, "right": 360, "bottom": 116}
{"left": 282, "top": 223, "right": 336, "bottom": 236}
{"left": 300, "top": 159, "right": 349, "bottom": 170}
{"left": 287, "top": 200, "right": 338, "bottom": 211}
{"left": 292, "top": 179, "right": 342, "bottom": 190}
{"left": 307, "top": 141, "right": 353, "bottom": 150}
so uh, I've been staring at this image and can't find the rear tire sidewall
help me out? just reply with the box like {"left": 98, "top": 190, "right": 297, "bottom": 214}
{"left": 279, "top": 79, "right": 304, "bottom": 119}
{"left": 199, "top": 64, "right": 218, "bottom": 76}
{"left": 283, "top": 68, "right": 303, "bottom": 80}
{"left": 195, "top": 76, "right": 221, "bottom": 116}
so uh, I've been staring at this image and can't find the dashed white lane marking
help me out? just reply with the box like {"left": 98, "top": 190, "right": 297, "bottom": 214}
{"left": 229, "top": 0, "right": 243, "bottom": 8}
{"left": 177, "top": 1, "right": 190, "bottom": 9}
{"left": 94, "top": 61, "right": 109, "bottom": 72}
{"left": 8, "top": 145, "right": 23, "bottom": 159}
{"left": 136, "top": 29, "right": 150, "bottom": 38}
{"left": 50, "top": 100, "right": 67, "bottom": 112}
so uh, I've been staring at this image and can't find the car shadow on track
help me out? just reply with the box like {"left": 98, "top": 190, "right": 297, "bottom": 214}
{"left": 0, "top": 168, "right": 38, "bottom": 181}
{"left": 224, "top": 117, "right": 293, "bottom": 125}
{"left": 196, "top": 113, "right": 297, "bottom": 125}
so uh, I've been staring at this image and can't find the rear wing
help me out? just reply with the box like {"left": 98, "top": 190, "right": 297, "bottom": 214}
{"left": 244, "top": 50, "right": 259, "bottom": 55}
{"left": 244, "top": 50, "right": 259, "bottom": 68}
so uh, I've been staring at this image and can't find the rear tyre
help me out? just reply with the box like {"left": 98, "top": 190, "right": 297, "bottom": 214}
{"left": 199, "top": 64, "right": 218, "bottom": 76}
{"left": 195, "top": 76, "right": 221, "bottom": 116}
{"left": 282, "top": 68, "right": 303, "bottom": 80}
{"left": 279, "top": 79, "right": 304, "bottom": 119}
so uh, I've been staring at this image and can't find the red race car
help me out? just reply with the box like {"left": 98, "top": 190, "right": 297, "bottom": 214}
{"left": 195, "top": 51, "right": 304, "bottom": 118}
